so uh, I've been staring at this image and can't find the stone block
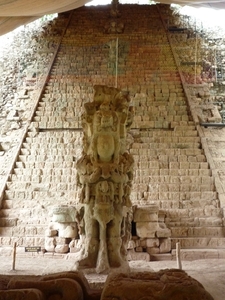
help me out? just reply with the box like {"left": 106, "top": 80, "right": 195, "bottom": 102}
{"left": 133, "top": 205, "right": 159, "bottom": 222}
{"left": 12, "top": 226, "right": 25, "bottom": 236}
{"left": 55, "top": 244, "right": 69, "bottom": 253}
{"left": 127, "top": 250, "right": 150, "bottom": 261}
{"left": 55, "top": 237, "right": 71, "bottom": 245}
{"left": 45, "top": 237, "right": 55, "bottom": 252}
{"left": 136, "top": 222, "right": 158, "bottom": 238}
{"left": 146, "top": 247, "right": 160, "bottom": 255}
{"left": 142, "top": 238, "right": 159, "bottom": 248}
{"left": 156, "top": 227, "right": 171, "bottom": 238}
{"left": 135, "top": 246, "right": 143, "bottom": 252}
{"left": 34, "top": 237, "right": 45, "bottom": 247}
{"left": 58, "top": 224, "right": 78, "bottom": 238}
{"left": 45, "top": 229, "right": 58, "bottom": 237}
{"left": 199, "top": 217, "right": 222, "bottom": 226}
{"left": 159, "top": 238, "right": 171, "bottom": 253}
{"left": 69, "top": 239, "right": 82, "bottom": 253}
{"left": 0, "top": 237, "right": 12, "bottom": 246}
{"left": 25, "top": 226, "right": 38, "bottom": 236}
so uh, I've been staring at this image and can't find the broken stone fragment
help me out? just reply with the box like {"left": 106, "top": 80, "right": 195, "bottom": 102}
{"left": 44, "top": 237, "right": 56, "bottom": 252}
{"left": 55, "top": 244, "right": 69, "bottom": 253}
{"left": 133, "top": 205, "right": 159, "bottom": 222}
{"left": 50, "top": 206, "right": 77, "bottom": 223}
{"left": 57, "top": 223, "right": 78, "bottom": 238}
{"left": 45, "top": 229, "right": 57, "bottom": 237}
{"left": 136, "top": 221, "right": 158, "bottom": 238}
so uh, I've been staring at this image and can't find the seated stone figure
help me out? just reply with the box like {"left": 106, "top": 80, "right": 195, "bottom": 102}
{"left": 76, "top": 85, "right": 134, "bottom": 273}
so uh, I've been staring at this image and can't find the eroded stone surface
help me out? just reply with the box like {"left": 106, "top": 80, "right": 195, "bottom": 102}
{"left": 0, "top": 271, "right": 101, "bottom": 300}
{"left": 101, "top": 269, "right": 214, "bottom": 300}
{"left": 76, "top": 85, "right": 134, "bottom": 273}
{"left": 0, "top": 289, "right": 45, "bottom": 300}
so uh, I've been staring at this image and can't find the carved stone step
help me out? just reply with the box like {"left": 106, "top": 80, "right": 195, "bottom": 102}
{"left": 9, "top": 174, "right": 76, "bottom": 183}
{"left": 133, "top": 181, "right": 215, "bottom": 191}
{"left": 139, "top": 131, "right": 199, "bottom": 138}
{"left": 133, "top": 148, "right": 204, "bottom": 156}
{"left": 130, "top": 191, "right": 218, "bottom": 203}
{"left": 159, "top": 200, "right": 219, "bottom": 210}
{"left": 0, "top": 208, "right": 32, "bottom": 218}
{"left": 0, "top": 235, "right": 45, "bottom": 247}
{"left": 131, "top": 142, "right": 201, "bottom": 150}
{"left": 132, "top": 137, "right": 201, "bottom": 145}
{"left": 171, "top": 237, "right": 225, "bottom": 249}
{"left": 18, "top": 155, "right": 74, "bottom": 163}
{"left": 151, "top": 249, "right": 225, "bottom": 260}
{"left": 170, "top": 226, "right": 225, "bottom": 238}
{"left": 12, "top": 167, "right": 76, "bottom": 176}
{"left": 1, "top": 199, "right": 48, "bottom": 209}
{"left": 165, "top": 207, "right": 223, "bottom": 218}
{"left": 133, "top": 175, "right": 213, "bottom": 184}
{"left": 15, "top": 161, "right": 76, "bottom": 168}
{"left": 173, "top": 125, "right": 196, "bottom": 131}
{"left": 166, "top": 214, "right": 222, "bottom": 226}
{"left": 20, "top": 143, "right": 203, "bottom": 154}
{"left": 3, "top": 190, "right": 76, "bottom": 202}
{"left": 0, "top": 224, "right": 45, "bottom": 237}
{"left": 0, "top": 210, "right": 49, "bottom": 228}
{"left": 135, "top": 161, "right": 209, "bottom": 169}
{"left": 135, "top": 183, "right": 215, "bottom": 192}
{"left": 132, "top": 168, "right": 212, "bottom": 176}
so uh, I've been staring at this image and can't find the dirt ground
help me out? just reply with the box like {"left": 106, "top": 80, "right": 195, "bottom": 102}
{"left": 0, "top": 254, "right": 224, "bottom": 300}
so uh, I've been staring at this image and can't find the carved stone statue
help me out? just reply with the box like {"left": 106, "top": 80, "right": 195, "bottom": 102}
{"left": 110, "top": 0, "right": 121, "bottom": 18}
{"left": 104, "top": 0, "right": 124, "bottom": 34}
{"left": 104, "top": 21, "right": 125, "bottom": 34}
{"left": 76, "top": 85, "right": 134, "bottom": 273}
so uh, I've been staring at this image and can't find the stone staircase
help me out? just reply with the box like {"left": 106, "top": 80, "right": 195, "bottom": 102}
{"left": 0, "top": 4, "right": 224, "bottom": 258}
{"left": 0, "top": 129, "right": 82, "bottom": 247}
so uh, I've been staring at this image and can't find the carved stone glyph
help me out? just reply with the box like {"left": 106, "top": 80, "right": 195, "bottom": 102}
{"left": 76, "top": 85, "right": 134, "bottom": 273}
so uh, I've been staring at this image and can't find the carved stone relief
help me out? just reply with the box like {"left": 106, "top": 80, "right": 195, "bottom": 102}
{"left": 76, "top": 85, "right": 134, "bottom": 273}
{"left": 104, "top": 0, "right": 125, "bottom": 34}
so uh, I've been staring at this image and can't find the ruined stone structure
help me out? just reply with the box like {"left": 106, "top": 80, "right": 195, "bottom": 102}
{"left": 0, "top": 3, "right": 225, "bottom": 266}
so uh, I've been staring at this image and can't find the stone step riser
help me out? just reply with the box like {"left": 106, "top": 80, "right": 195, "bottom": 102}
{"left": 1, "top": 198, "right": 74, "bottom": 209}
{"left": 131, "top": 199, "right": 218, "bottom": 209}
{"left": 0, "top": 236, "right": 45, "bottom": 247}
{"left": 20, "top": 146, "right": 204, "bottom": 156}
{"left": 171, "top": 227, "right": 225, "bottom": 238}
{"left": 132, "top": 168, "right": 212, "bottom": 176}
{"left": 171, "top": 238, "right": 225, "bottom": 249}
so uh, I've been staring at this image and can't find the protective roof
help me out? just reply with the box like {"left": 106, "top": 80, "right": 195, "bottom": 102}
{"left": 0, "top": 1, "right": 225, "bottom": 36}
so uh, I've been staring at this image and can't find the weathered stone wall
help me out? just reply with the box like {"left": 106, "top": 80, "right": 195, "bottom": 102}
{"left": 0, "top": 4, "right": 224, "bottom": 259}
